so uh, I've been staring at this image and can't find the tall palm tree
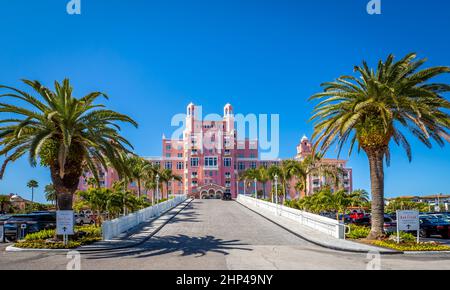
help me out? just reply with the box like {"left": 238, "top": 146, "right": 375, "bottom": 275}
{"left": 0, "top": 195, "right": 11, "bottom": 213}
{"left": 239, "top": 168, "right": 258, "bottom": 196}
{"left": 26, "top": 179, "right": 39, "bottom": 203}
{"left": 256, "top": 166, "right": 270, "bottom": 199}
{"left": 310, "top": 53, "right": 450, "bottom": 239}
{"left": 124, "top": 155, "right": 152, "bottom": 198}
{"left": 44, "top": 184, "right": 57, "bottom": 206}
{"left": 295, "top": 153, "right": 344, "bottom": 197}
{"left": 0, "top": 79, "right": 137, "bottom": 210}
{"left": 159, "top": 168, "right": 182, "bottom": 199}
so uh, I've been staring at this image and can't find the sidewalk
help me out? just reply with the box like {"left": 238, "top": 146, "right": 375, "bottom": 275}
{"left": 78, "top": 199, "right": 193, "bottom": 252}
{"left": 236, "top": 200, "right": 401, "bottom": 254}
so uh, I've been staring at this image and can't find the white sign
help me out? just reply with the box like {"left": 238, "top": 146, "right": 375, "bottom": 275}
{"left": 0, "top": 225, "right": 4, "bottom": 242}
{"left": 396, "top": 210, "right": 419, "bottom": 231}
{"left": 57, "top": 210, "right": 74, "bottom": 235}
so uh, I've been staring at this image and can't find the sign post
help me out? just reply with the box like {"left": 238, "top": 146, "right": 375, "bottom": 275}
{"left": 57, "top": 210, "right": 74, "bottom": 246}
{"left": 396, "top": 210, "right": 420, "bottom": 244}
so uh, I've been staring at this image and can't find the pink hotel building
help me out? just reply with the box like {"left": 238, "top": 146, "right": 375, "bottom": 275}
{"left": 79, "top": 103, "right": 352, "bottom": 199}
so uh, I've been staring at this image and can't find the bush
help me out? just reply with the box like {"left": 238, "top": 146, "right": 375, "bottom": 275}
{"left": 24, "top": 229, "right": 55, "bottom": 241}
{"left": 371, "top": 240, "right": 450, "bottom": 252}
{"left": 17, "top": 225, "right": 102, "bottom": 249}
{"left": 389, "top": 231, "right": 416, "bottom": 243}
{"left": 15, "top": 241, "right": 82, "bottom": 249}
{"left": 346, "top": 224, "right": 370, "bottom": 239}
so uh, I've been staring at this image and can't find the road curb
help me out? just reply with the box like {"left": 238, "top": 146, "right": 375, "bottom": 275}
{"left": 5, "top": 199, "right": 193, "bottom": 253}
{"left": 5, "top": 245, "right": 71, "bottom": 253}
{"left": 235, "top": 200, "right": 404, "bottom": 255}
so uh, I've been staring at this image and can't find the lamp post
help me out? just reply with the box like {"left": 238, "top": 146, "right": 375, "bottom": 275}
{"left": 243, "top": 179, "right": 246, "bottom": 196}
{"left": 274, "top": 174, "right": 278, "bottom": 205}
{"left": 156, "top": 174, "right": 160, "bottom": 204}
{"left": 254, "top": 178, "right": 258, "bottom": 199}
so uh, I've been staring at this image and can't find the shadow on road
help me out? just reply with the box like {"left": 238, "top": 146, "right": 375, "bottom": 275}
{"left": 86, "top": 234, "right": 252, "bottom": 260}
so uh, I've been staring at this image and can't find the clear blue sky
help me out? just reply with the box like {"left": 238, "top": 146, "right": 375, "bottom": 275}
{"left": 0, "top": 0, "right": 449, "bottom": 203}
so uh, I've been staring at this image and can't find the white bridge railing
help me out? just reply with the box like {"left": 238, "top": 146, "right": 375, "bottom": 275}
{"left": 102, "top": 195, "right": 187, "bottom": 240}
{"left": 237, "top": 194, "right": 345, "bottom": 239}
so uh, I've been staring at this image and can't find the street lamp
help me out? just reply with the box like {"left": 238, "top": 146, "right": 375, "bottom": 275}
{"left": 274, "top": 174, "right": 278, "bottom": 205}
{"left": 156, "top": 174, "right": 160, "bottom": 204}
{"left": 254, "top": 178, "right": 258, "bottom": 199}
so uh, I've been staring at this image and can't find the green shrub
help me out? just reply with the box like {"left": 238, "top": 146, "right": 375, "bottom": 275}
{"left": 371, "top": 240, "right": 450, "bottom": 252}
{"left": 15, "top": 241, "right": 81, "bottom": 249}
{"left": 389, "top": 231, "right": 416, "bottom": 243}
{"left": 18, "top": 225, "right": 102, "bottom": 249}
{"left": 24, "top": 229, "right": 55, "bottom": 241}
{"left": 346, "top": 224, "right": 370, "bottom": 239}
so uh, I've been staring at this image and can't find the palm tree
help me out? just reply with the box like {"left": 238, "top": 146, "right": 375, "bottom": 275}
{"left": 44, "top": 184, "right": 57, "bottom": 207}
{"left": 159, "top": 168, "right": 182, "bottom": 199}
{"left": 0, "top": 79, "right": 137, "bottom": 211}
{"left": 256, "top": 166, "right": 270, "bottom": 199}
{"left": 310, "top": 53, "right": 450, "bottom": 239}
{"left": 0, "top": 195, "right": 11, "bottom": 213}
{"left": 124, "top": 155, "right": 152, "bottom": 198}
{"left": 240, "top": 168, "right": 258, "bottom": 196}
{"left": 27, "top": 180, "right": 39, "bottom": 203}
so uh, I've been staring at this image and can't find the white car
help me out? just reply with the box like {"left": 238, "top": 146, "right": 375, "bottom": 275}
{"left": 75, "top": 213, "right": 94, "bottom": 225}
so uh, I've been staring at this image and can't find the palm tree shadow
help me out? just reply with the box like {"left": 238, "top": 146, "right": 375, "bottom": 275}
{"left": 87, "top": 235, "right": 252, "bottom": 260}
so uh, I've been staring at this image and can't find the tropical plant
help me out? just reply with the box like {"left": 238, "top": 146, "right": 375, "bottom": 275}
{"left": 44, "top": 184, "right": 57, "bottom": 206}
{"left": 0, "top": 195, "right": 11, "bottom": 213}
{"left": 0, "top": 79, "right": 137, "bottom": 211}
{"left": 26, "top": 179, "right": 39, "bottom": 203}
{"left": 385, "top": 198, "right": 429, "bottom": 214}
{"left": 159, "top": 168, "right": 182, "bottom": 199}
{"left": 123, "top": 155, "right": 153, "bottom": 198}
{"left": 310, "top": 53, "right": 450, "bottom": 239}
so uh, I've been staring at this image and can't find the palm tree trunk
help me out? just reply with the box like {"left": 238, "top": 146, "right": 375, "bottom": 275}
{"left": 137, "top": 178, "right": 141, "bottom": 198}
{"left": 366, "top": 149, "right": 385, "bottom": 240}
{"left": 50, "top": 166, "right": 80, "bottom": 211}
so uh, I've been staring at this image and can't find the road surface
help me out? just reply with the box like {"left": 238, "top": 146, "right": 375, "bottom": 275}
{"left": 0, "top": 200, "right": 449, "bottom": 270}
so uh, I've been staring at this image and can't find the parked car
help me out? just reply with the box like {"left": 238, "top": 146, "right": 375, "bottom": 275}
{"left": 75, "top": 213, "right": 94, "bottom": 225}
{"left": 3, "top": 212, "right": 56, "bottom": 241}
{"left": 350, "top": 215, "right": 397, "bottom": 233}
{"left": 349, "top": 210, "right": 365, "bottom": 220}
{"left": 0, "top": 215, "right": 11, "bottom": 222}
{"left": 222, "top": 192, "right": 232, "bottom": 201}
{"left": 419, "top": 217, "right": 450, "bottom": 239}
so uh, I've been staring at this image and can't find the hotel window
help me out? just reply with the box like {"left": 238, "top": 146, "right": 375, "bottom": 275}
{"left": 192, "top": 149, "right": 198, "bottom": 155}
{"left": 238, "top": 162, "right": 245, "bottom": 170}
{"left": 191, "top": 180, "right": 198, "bottom": 187}
{"left": 190, "top": 158, "right": 199, "bottom": 167}
{"left": 209, "top": 171, "right": 213, "bottom": 177}
{"left": 192, "top": 172, "right": 198, "bottom": 178}
{"left": 224, "top": 149, "right": 231, "bottom": 155}
{"left": 176, "top": 162, "right": 184, "bottom": 170}
{"left": 155, "top": 161, "right": 161, "bottom": 167}
{"left": 165, "top": 162, "right": 172, "bottom": 169}
{"left": 250, "top": 162, "right": 257, "bottom": 169}
{"left": 225, "top": 172, "right": 231, "bottom": 179}
{"left": 204, "top": 157, "right": 218, "bottom": 167}
{"left": 177, "top": 153, "right": 183, "bottom": 158}
{"left": 225, "top": 181, "right": 231, "bottom": 188}
{"left": 166, "top": 153, "right": 171, "bottom": 158}
{"left": 250, "top": 153, "right": 256, "bottom": 159}
{"left": 223, "top": 157, "right": 232, "bottom": 167}
{"left": 166, "top": 144, "right": 171, "bottom": 150}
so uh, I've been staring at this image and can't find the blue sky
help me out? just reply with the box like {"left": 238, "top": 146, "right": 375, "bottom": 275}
{"left": 0, "top": 0, "right": 449, "bottom": 203}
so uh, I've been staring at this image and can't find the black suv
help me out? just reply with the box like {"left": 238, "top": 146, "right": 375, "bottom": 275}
{"left": 222, "top": 192, "right": 232, "bottom": 201}
{"left": 4, "top": 212, "right": 56, "bottom": 241}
